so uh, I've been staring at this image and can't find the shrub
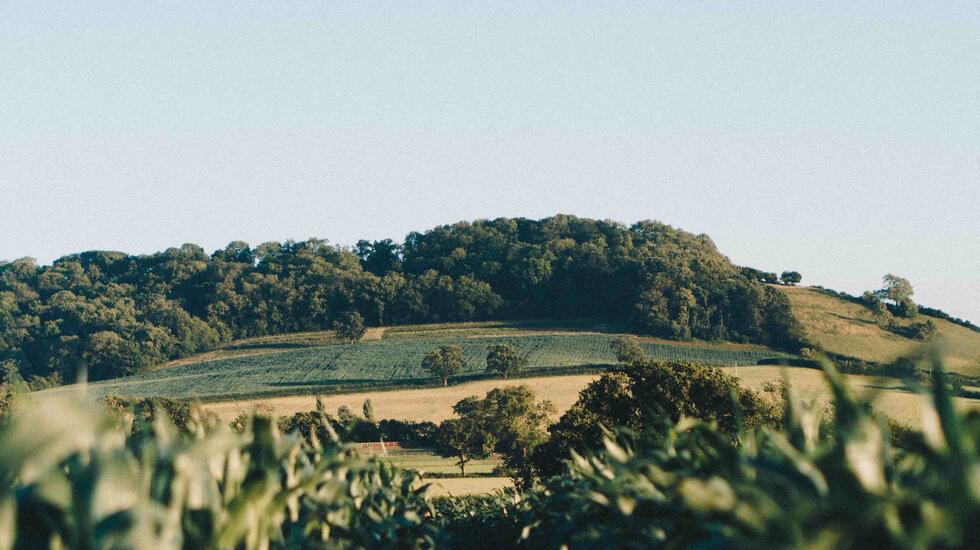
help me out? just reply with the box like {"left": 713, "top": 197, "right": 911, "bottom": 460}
{"left": 907, "top": 320, "right": 937, "bottom": 341}
{"left": 378, "top": 419, "right": 439, "bottom": 447}
{"left": 0, "top": 383, "right": 14, "bottom": 424}
{"left": 100, "top": 395, "right": 218, "bottom": 437}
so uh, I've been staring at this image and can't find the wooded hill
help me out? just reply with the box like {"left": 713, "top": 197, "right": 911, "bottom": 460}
{"left": 0, "top": 216, "right": 800, "bottom": 382}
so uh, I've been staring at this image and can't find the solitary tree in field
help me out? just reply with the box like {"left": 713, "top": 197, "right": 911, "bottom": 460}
{"left": 422, "top": 345, "right": 466, "bottom": 387}
{"left": 470, "top": 386, "right": 555, "bottom": 487}
{"left": 610, "top": 336, "right": 645, "bottom": 364}
{"left": 437, "top": 386, "right": 554, "bottom": 480}
{"left": 362, "top": 399, "right": 376, "bottom": 422}
{"left": 333, "top": 311, "right": 366, "bottom": 344}
{"left": 780, "top": 271, "right": 802, "bottom": 286}
{"left": 485, "top": 343, "right": 526, "bottom": 379}
{"left": 435, "top": 416, "right": 495, "bottom": 476}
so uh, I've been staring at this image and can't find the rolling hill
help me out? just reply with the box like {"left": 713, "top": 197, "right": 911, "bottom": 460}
{"left": 38, "top": 288, "right": 980, "bottom": 407}
{"left": 780, "top": 286, "right": 980, "bottom": 375}
{"left": 34, "top": 288, "right": 980, "bottom": 435}
{"left": 41, "top": 321, "right": 791, "bottom": 401}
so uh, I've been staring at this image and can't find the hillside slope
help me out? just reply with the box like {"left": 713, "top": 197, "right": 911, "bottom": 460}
{"left": 40, "top": 322, "right": 791, "bottom": 401}
{"left": 780, "top": 286, "right": 980, "bottom": 375}
{"left": 0, "top": 216, "right": 799, "bottom": 385}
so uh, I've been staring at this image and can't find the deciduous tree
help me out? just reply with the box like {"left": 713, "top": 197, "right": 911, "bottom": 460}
{"left": 610, "top": 336, "right": 646, "bottom": 364}
{"left": 422, "top": 345, "right": 465, "bottom": 386}
{"left": 333, "top": 311, "right": 366, "bottom": 344}
{"left": 485, "top": 343, "right": 526, "bottom": 378}
{"left": 780, "top": 271, "right": 802, "bottom": 285}
{"left": 435, "top": 417, "right": 494, "bottom": 476}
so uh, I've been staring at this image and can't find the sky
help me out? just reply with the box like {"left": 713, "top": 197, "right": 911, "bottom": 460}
{"left": 1, "top": 2, "right": 978, "bottom": 322}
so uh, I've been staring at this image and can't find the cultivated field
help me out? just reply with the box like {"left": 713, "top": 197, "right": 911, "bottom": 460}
{"left": 780, "top": 286, "right": 980, "bottom": 375}
{"left": 43, "top": 327, "right": 792, "bottom": 401}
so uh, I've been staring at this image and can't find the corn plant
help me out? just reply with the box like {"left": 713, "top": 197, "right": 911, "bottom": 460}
{"left": 0, "top": 395, "right": 436, "bottom": 549}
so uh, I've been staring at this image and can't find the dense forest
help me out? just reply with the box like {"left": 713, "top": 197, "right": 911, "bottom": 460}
{"left": 0, "top": 216, "right": 800, "bottom": 382}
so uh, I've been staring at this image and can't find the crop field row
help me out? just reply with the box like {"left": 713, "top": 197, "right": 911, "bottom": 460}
{"left": 49, "top": 334, "right": 792, "bottom": 401}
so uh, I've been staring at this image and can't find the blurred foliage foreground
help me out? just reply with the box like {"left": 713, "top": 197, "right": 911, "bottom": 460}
{"left": 4, "top": 354, "right": 980, "bottom": 549}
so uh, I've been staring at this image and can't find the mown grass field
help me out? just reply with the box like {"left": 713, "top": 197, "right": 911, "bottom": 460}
{"left": 424, "top": 477, "right": 512, "bottom": 497}
{"left": 44, "top": 325, "right": 792, "bottom": 401}
{"left": 205, "top": 374, "right": 601, "bottom": 423}
{"left": 206, "top": 368, "right": 980, "bottom": 431}
{"left": 780, "top": 286, "right": 980, "bottom": 375}
{"left": 382, "top": 451, "right": 499, "bottom": 475}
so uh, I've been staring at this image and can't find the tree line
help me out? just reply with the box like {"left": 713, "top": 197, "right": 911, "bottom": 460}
{"left": 0, "top": 215, "right": 801, "bottom": 383}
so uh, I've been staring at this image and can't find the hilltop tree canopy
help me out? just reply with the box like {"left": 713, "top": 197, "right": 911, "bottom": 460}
{"left": 780, "top": 271, "right": 802, "bottom": 285}
{"left": 0, "top": 216, "right": 800, "bottom": 383}
{"left": 878, "top": 274, "right": 918, "bottom": 317}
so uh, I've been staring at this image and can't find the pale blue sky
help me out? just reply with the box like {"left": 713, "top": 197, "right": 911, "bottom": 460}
{"left": 1, "top": 2, "right": 978, "bottom": 321}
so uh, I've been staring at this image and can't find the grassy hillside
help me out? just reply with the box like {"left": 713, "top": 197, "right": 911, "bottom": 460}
{"left": 781, "top": 286, "right": 980, "bottom": 375}
{"left": 44, "top": 324, "right": 791, "bottom": 401}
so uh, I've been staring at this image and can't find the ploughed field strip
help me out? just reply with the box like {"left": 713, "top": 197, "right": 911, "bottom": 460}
{"left": 55, "top": 334, "right": 792, "bottom": 401}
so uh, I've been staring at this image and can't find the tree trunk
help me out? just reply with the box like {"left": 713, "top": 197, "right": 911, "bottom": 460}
{"left": 459, "top": 456, "right": 466, "bottom": 476}
{"left": 443, "top": 377, "right": 448, "bottom": 387}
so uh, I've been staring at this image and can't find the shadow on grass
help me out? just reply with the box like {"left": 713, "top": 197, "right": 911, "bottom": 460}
{"left": 268, "top": 377, "right": 431, "bottom": 388}
{"left": 860, "top": 382, "right": 980, "bottom": 401}
{"left": 829, "top": 312, "right": 877, "bottom": 327}
{"left": 267, "top": 364, "right": 614, "bottom": 390}
{"left": 224, "top": 342, "right": 316, "bottom": 351}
